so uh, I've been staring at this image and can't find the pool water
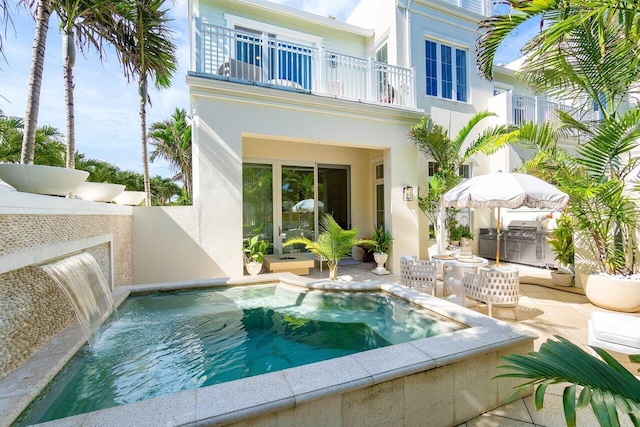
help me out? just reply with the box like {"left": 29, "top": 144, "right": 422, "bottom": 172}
{"left": 16, "top": 283, "right": 464, "bottom": 424}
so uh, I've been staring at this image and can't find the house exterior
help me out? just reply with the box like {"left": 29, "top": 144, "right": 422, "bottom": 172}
{"left": 135, "top": 0, "right": 589, "bottom": 282}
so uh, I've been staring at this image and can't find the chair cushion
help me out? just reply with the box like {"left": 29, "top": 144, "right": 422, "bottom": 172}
{"left": 591, "top": 312, "right": 640, "bottom": 349}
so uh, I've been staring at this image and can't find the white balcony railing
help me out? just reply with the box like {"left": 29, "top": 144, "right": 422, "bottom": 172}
{"left": 194, "top": 20, "right": 416, "bottom": 108}
{"left": 511, "top": 92, "right": 601, "bottom": 126}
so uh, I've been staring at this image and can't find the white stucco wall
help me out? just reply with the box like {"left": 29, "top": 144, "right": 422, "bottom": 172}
{"left": 189, "top": 77, "right": 423, "bottom": 276}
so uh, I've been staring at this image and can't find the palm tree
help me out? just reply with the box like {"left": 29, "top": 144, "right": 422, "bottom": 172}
{"left": 150, "top": 175, "right": 181, "bottom": 205}
{"left": 75, "top": 155, "right": 119, "bottom": 182}
{"left": 407, "top": 111, "right": 518, "bottom": 252}
{"left": 21, "top": 0, "right": 52, "bottom": 165}
{"left": 111, "top": 0, "right": 177, "bottom": 206}
{"left": 284, "top": 213, "right": 375, "bottom": 280}
{"left": 476, "top": 0, "right": 640, "bottom": 117}
{"left": 148, "top": 107, "right": 192, "bottom": 201}
{"left": 1, "top": 114, "right": 65, "bottom": 165}
{"left": 52, "top": 0, "right": 118, "bottom": 169}
{"left": 496, "top": 336, "right": 640, "bottom": 427}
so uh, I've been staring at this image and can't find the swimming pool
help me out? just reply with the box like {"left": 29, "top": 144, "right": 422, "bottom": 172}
{"left": 16, "top": 282, "right": 465, "bottom": 424}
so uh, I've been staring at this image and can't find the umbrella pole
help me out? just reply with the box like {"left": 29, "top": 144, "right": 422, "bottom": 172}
{"left": 496, "top": 207, "right": 501, "bottom": 267}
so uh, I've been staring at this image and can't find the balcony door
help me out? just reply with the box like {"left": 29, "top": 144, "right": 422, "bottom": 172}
{"left": 243, "top": 161, "right": 350, "bottom": 255}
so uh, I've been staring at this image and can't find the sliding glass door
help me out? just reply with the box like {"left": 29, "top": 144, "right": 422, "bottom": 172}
{"left": 243, "top": 162, "right": 351, "bottom": 255}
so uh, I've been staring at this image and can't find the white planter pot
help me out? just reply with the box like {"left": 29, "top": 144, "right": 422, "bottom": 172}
{"left": 72, "top": 182, "right": 126, "bottom": 202}
{"left": 585, "top": 273, "right": 640, "bottom": 312}
{"left": 551, "top": 271, "right": 574, "bottom": 287}
{"left": 0, "top": 163, "right": 88, "bottom": 196}
{"left": 372, "top": 252, "right": 390, "bottom": 275}
{"left": 245, "top": 261, "right": 262, "bottom": 276}
{"left": 113, "top": 191, "right": 147, "bottom": 206}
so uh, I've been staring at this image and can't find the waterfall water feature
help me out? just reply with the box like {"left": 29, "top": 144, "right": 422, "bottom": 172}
{"left": 40, "top": 252, "right": 116, "bottom": 348}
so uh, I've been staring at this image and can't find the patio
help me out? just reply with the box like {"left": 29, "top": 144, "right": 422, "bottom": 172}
{"left": 306, "top": 260, "right": 639, "bottom": 427}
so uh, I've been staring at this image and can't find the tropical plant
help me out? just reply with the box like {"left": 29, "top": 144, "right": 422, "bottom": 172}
{"left": 52, "top": 0, "right": 118, "bottom": 169}
{"left": 448, "top": 225, "right": 463, "bottom": 242}
{"left": 111, "top": 0, "right": 177, "bottom": 206}
{"left": 242, "top": 235, "right": 268, "bottom": 264}
{"left": 548, "top": 214, "right": 575, "bottom": 271}
{"left": 477, "top": 0, "right": 640, "bottom": 117}
{"left": 150, "top": 175, "right": 181, "bottom": 205}
{"left": 372, "top": 225, "right": 393, "bottom": 254}
{"left": 477, "top": 1, "right": 640, "bottom": 276}
{"left": 0, "top": 114, "right": 65, "bottom": 165}
{"left": 408, "top": 112, "right": 518, "bottom": 253}
{"left": 460, "top": 225, "right": 474, "bottom": 240}
{"left": 149, "top": 107, "right": 192, "bottom": 201}
{"left": 284, "top": 213, "right": 375, "bottom": 280}
{"left": 517, "top": 112, "right": 640, "bottom": 275}
{"left": 75, "top": 155, "right": 119, "bottom": 182}
{"left": 496, "top": 336, "right": 640, "bottom": 427}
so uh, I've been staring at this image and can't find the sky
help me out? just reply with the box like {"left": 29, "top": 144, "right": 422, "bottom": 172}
{"left": 0, "top": 0, "right": 528, "bottom": 178}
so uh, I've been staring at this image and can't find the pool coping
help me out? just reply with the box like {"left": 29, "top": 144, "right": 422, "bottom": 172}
{"left": 0, "top": 273, "right": 537, "bottom": 426}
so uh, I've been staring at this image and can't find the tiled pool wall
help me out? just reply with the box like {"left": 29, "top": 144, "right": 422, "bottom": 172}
{"left": 0, "top": 275, "right": 535, "bottom": 426}
{"left": 0, "top": 203, "right": 133, "bottom": 380}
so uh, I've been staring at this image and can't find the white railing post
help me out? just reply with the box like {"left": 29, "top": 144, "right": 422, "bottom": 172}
{"left": 507, "top": 90, "right": 514, "bottom": 124}
{"left": 368, "top": 58, "right": 376, "bottom": 102}
{"left": 316, "top": 46, "right": 325, "bottom": 92}
{"left": 410, "top": 67, "right": 417, "bottom": 108}
{"left": 260, "top": 32, "right": 270, "bottom": 82}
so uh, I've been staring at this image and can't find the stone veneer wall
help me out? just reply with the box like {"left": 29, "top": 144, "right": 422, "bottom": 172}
{"left": 0, "top": 213, "right": 133, "bottom": 380}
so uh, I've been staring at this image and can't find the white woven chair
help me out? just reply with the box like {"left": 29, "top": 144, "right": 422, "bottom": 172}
{"left": 400, "top": 255, "right": 437, "bottom": 296}
{"left": 463, "top": 266, "right": 520, "bottom": 319}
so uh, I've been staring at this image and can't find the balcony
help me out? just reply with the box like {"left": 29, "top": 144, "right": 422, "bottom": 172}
{"left": 506, "top": 92, "right": 601, "bottom": 126}
{"left": 193, "top": 21, "right": 416, "bottom": 109}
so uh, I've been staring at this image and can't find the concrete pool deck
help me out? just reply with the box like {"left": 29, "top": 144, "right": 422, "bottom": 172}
{"left": 307, "top": 260, "right": 640, "bottom": 427}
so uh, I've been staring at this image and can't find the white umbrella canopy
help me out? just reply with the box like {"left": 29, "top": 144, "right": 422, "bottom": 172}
{"left": 443, "top": 173, "right": 569, "bottom": 210}
{"left": 442, "top": 172, "right": 569, "bottom": 265}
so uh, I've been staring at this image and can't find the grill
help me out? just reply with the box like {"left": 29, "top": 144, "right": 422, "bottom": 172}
{"left": 478, "top": 220, "right": 555, "bottom": 268}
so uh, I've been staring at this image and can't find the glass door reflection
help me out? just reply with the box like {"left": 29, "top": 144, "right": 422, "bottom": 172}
{"left": 281, "top": 165, "right": 316, "bottom": 254}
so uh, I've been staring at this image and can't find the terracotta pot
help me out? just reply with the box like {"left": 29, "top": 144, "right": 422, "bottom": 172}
{"left": 0, "top": 163, "right": 88, "bottom": 196}
{"left": 245, "top": 261, "right": 262, "bottom": 276}
{"left": 584, "top": 273, "right": 640, "bottom": 312}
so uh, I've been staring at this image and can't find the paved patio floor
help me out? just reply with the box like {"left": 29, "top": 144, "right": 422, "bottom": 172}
{"left": 304, "top": 259, "right": 639, "bottom": 427}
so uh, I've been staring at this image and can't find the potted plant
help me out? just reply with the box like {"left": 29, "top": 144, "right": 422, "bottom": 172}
{"left": 548, "top": 214, "right": 575, "bottom": 286}
{"left": 372, "top": 225, "right": 393, "bottom": 275}
{"left": 284, "top": 213, "right": 374, "bottom": 280}
{"left": 448, "top": 225, "right": 462, "bottom": 246}
{"left": 459, "top": 225, "right": 473, "bottom": 246}
{"left": 242, "top": 235, "right": 268, "bottom": 276}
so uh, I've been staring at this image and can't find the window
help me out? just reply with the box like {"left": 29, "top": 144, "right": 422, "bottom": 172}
{"left": 428, "top": 161, "right": 440, "bottom": 176}
{"left": 425, "top": 39, "right": 468, "bottom": 102}
{"left": 458, "top": 164, "right": 470, "bottom": 179}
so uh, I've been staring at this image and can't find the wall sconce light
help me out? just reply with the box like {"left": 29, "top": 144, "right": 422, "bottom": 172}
{"left": 403, "top": 185, "right": 414, "bottom": 201}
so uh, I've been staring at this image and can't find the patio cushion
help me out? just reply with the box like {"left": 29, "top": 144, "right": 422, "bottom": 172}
{"left": 590, "top": 312, "right": 640, "bottom": 349}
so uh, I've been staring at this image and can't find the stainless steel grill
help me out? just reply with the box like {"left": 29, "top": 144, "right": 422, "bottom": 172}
{"left": 478, "top": 220, "right": 555, "bottom": 268}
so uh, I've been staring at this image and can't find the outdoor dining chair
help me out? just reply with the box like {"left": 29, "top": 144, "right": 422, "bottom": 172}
{"left": 400, "top": 255, "right": 438, "bottom": 296}
{"left": 463, "top": 266, "right": 520, "bottom": 319}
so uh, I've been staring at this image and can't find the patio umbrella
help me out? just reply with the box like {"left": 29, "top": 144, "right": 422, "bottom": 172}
{"left": 442, "top": 172, "right": 569, "bottom": 266}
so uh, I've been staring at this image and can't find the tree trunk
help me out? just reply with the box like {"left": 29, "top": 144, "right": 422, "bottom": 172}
{"left": 21, "top": 0, "right": 51, "bottom": 165}
{"left": 329, "top": 263, "right": 338, "bottom": 280}
{"left": 139, "top": 79, "right": 151, "bottom": 206}
{"left": 63, "top": 29, "right": 76, "bottom": 169}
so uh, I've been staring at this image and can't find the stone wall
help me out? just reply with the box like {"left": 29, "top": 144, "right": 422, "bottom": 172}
{"left": 0, "top": 199, "right": 134, "bottom": 380}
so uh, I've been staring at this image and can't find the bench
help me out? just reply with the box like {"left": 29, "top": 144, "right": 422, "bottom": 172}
{"left": 588, "top": 312, "right": 640, "bottom": 355}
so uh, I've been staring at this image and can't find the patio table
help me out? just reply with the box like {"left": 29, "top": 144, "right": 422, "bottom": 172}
{"left": 431, "top": 254, "right": 488, "bottom": 305}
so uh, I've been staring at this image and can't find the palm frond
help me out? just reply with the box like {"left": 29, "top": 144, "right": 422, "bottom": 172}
{"left": 496, "top": 336, "right": 640, "bottom": 427}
